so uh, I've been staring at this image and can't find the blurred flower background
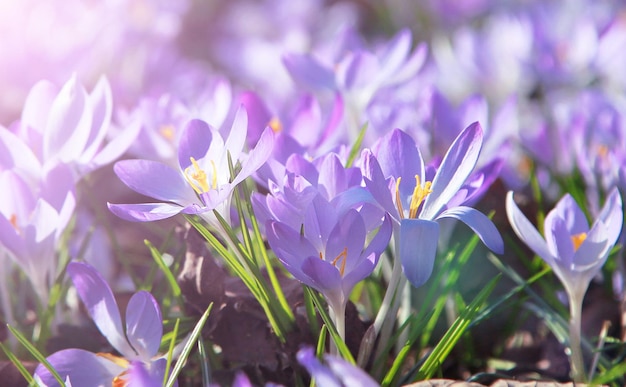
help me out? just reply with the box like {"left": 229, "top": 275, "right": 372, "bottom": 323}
{"left": 2, "top": 0, "right": 626, "bottom": 386}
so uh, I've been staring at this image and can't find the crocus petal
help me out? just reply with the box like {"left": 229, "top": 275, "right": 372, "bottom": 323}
{"left": 421, "top": 122, "right": 483, "bottom": 220}
{"left": 326, "top": 210, "right": 365, "bottom": 272}
{"left": 596, "top": 188, "right": 623, "bottom": 246}
{"left": 375, "top": 129, "right": 425, "bottom": 194}
{"left": 113, "top": 160, "right": 197, "bottom": 205}
{"left": 0, "top": 126, "right": 41, "bottom": 181}
{"left": 79, "top": 76, "right": 113, "bottom": 163}
{"left": 573, "top": 220, "right": 611, "bottom": 268}
{"left": 127, "top": 358, "right": 174, "bottom": 387}
{"left": 437, "top": 206, "right": 504, "bottom": 254}
{"left": 282, "top": 53, "right": 336, "bottom": 90}
{"left": 34, "top": 349, "right": 123, "bottom": 387}
{"left": 546, "top": 194, "right": 589, "bottom": 235}
{"left": 125, "top": 291, "right": 163, "bottom": 361}
{"left": 266, "top": 221, "right": 318, "bottom": 268}
{"left": 304, "top": 196, "right": 338, "bottom": 251}
{"left": 90, "top": 115, "right": 141, "bottom": 170}
{"left": 224, "top": 105, "right": 248, "bottom": 162}
{"left": 297, "top": 347, "right": 342, "bottom": 387}
{"left": 546, "top": 217, "right": 575, "bottom": 267}
{"left": 301, "top": 256, "right": 343, "bottom": 293}
{"left": 44, "top": 75, "right": 92, "bottom": 163}
{"left": 506, "top": 191, "right": 556, "bottom": 265}
{"left": 361, "top": 150, "right": 397, "bottom": 218}
{"left": 399, "top": 219, "right": 440, "bottom": 288}
{"left": 325, "top": 354, "right": 379, "bottom": 387}
{"left": 233, "top": 126, "right": 275, "bottom": 186}
{"left": 67, "top": 262, "right": 136, "bottom": 358}
{"left": 107, "top": 202, "right": 184, "bottom": 222}
{"left": 177, "top": 119, "right": 213, "bottom": 171}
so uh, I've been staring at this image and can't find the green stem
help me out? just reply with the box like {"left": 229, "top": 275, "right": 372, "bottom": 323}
{"left": 568, "top": 292, "right": 586, "bottom": 383}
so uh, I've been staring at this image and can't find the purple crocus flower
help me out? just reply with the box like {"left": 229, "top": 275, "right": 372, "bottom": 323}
{"left": 17, "top": 75, "right": 140, "bottom": 181}
{"left": 362, "top": 123, "right": 503, "bottom": 287}
{"left": 297, "top": 347, "right": 378, "bottom": 387}
{"left": 506, "top": 188, "right": 622, "bottom": 381}
{"left": 34, "top": 262, "right": 172, "bottom": 387}
{"left": 108, "top": 107, "right": 274, "bottom": 228}
{"left": 266, "top": 195, "right": 391, "bottom": 339}
{"left": 506, "top": 188, "right": 623, "bottom": 303}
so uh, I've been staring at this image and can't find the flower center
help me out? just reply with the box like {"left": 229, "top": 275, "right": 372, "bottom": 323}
{"left": 269, "top": 117, "right": 283, "bottom": 133}
{"left": 159, "top": 124, "right": 175, "bottom": 141}
{"left": 395, "top": 175, "right": 433, "bottom": 219}
{"left": 9, "top": 214, "right": 19, "bottom": 232}
{"left": 184, "top": 157, "right": 217, "bottom": 194}
{"left": 320, "top": 247, "right": 348, "bottom": 276}
{"left": 571, "top": 232, "right": 587, "bottom": 251}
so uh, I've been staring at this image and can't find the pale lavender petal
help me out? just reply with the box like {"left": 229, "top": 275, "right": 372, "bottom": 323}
{"left": 34, "top": 348, "right": 123, "bottom": 387}
{"left": 318, "top": 153, "right": 349, "bottom": 200}
{"left": 421, "top": 122, "right": 483, "bottom": 220}
{"left": 44, "top": 75, "right": 92, "bottom": 163}
{"left": 375, "top": 129, "right": 425, "bottom": 192}
{"left": 361, "top": 150, "right": 397, "bottom": 218}
{"left": 301, "top": 256, "right": 343, "bottom": 293}
{"left": 90, "top": 116, "right": 141, "bottom": 170}
{"left": 336, "top": 51, "right": 379, "bottom": 90}
{"left": 80, "top": 76, "right": 113, "bottom": 163}
{"left": 547, "top": 217, "right": 575, "bottom": 268}
{"left": 234, "top": 127, "right": 275, "bottom": 186}
{"left": 127, "top": 358, "right": 174, "bottom": 387}
{"left": 282, "top": 53, "right": 336, "bottom": 90}
{"left": 266, "top": 221, "right": 318, "bottom": 268}
{"left": 67, "top": 262, "right": 135, "bottom": 358}
{"left": 342, "top": 215, "right": 392, "bottom": 292}
{"left": 125, "top": 291, "right": 163, "bottom": 361}
{"left": 178, "top": 119, "right": 213, "bottom": 170}
{"left": 304, "top": 196, "right": 337, "bottom": 251}
{"left": 108, "top": 202, "right": 184, "bottom": 222}
{"left": 325, "top": 354, "right": 379, "bottom": 387}
{"left": 596, "top": 188, "right": 623, "bottom": 246}
{"left": 0, "top": 214, "right": 25, "bottom": 258}
{"left": 224, "top": 105, "right": 248, "bottom": 161}
{"left": 573, "top": 220, "right": 611, "bottom": 268}
{"left": 289, "top": 95, "right": 322, "bottom": 148}
{"left": 239, "top": 91, "right": 271, "bottom": 146}
{"left": 378, "top": 29, "right": 412, "bottom": 78}
{"left": 437, "top": 206, "right": 504, "bottom": 254}
{"left": 113, "top": 160, "right": 197, "bottom": 205}
{"left": 386, "top": 42, "right": 428, "bottom": 86}
{"left": 547, "top": 194, "right": 589, "bottom": 235}
{"left": 326, "top": 210, "right": 365, "bottom": 272}
{"left": 297, "top": 347, "right": 342, "bottom": 387}
{"left": 399, "top": 219, "right": 440, "bottom": 288}
{"left": 21, "top": 80, "right": 57, "bottom": 134}
{"left": 506, "top": 192, "right": 555, "bottom": 264}
{"left": 0, "top": 126, "right": 41, "bottom": 181}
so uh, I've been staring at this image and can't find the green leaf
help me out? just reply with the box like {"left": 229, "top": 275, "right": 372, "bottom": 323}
{"left": 7, "top": 325, "right": 65, "bottom": 386}
{"left": 0, "top": 342, "right": 37, "bottom": 385}
{"left": 145, "top": 240, "right": 182, "bottom": 301}
{"left": 163, "top": 318, "right": 181, "bottom": 385}
{"left": 304, "top": 286, "right": 355, "bottom": 364}
{"left": 346, "top": 122, "right": 368, "bottom": 168}
{"left": 165, "top": 303, "right": 213, "bottom": 387}
{"left": 415, "top": 275, "right": 500, "bottom": 380}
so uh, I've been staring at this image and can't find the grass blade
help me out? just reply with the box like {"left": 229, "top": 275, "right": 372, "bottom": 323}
{"left": 7, "top": 325, "right": 65, "bottom": 386}
{"left": 165, "top": 303, "right": 213, "bottom": 387}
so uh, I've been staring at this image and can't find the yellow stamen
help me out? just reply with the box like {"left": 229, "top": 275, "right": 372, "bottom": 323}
{"left": 159, "top": 124, "right": 175, "bottom": 141}
{"left": 269, "top": 117, "right": 283, "bottom": 133}
{"left": 395, "top": 177, "right": 405, "bottom": 219}
{"left": 571, "top": 232, "right": 588, "bottom": 251}
{"left": 409, "top": 175, "right": 432, "bottom": 219}
{"left": 597, "top": 145, "right": 609, "bottom": 159}
{"left": 184, "top": 157, "right": 217, "bottom": 194}
{"left": 330, "top": 247, "right": 348, "bottom": 277}
{"left": 112, "top": 370, "right": 129, "bottom": 387}
{"left": 9, "top": 214, "right": 18, "bottom": 231}
{"left": 96, "top": 353, "right": 129, "bottom": 368}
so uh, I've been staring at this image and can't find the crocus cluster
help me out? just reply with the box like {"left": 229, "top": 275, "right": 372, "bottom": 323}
{"left": 0, "top": 0, "right": 624, "bottom": 385}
